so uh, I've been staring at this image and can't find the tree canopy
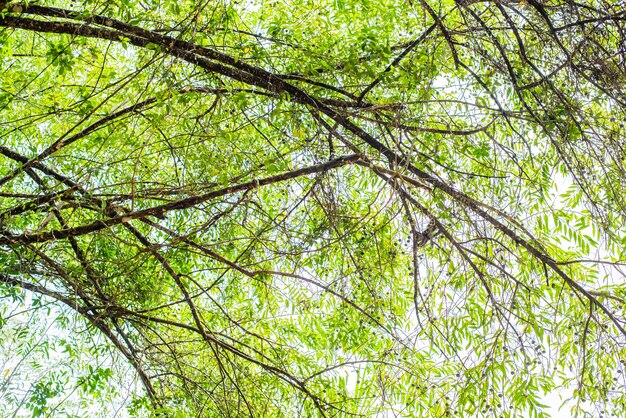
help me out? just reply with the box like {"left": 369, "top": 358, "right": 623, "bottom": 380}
{"left": 1, "top": 0, "right": 625, "bottom": 416}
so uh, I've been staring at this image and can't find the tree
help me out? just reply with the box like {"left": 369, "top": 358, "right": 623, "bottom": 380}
{"left": 0, "top": 0, "right": 625, "bottom": 416}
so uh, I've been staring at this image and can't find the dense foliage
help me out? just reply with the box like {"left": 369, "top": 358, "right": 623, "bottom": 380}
{"left": 1, "top": 0, "right": 625, "bottom": 416}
